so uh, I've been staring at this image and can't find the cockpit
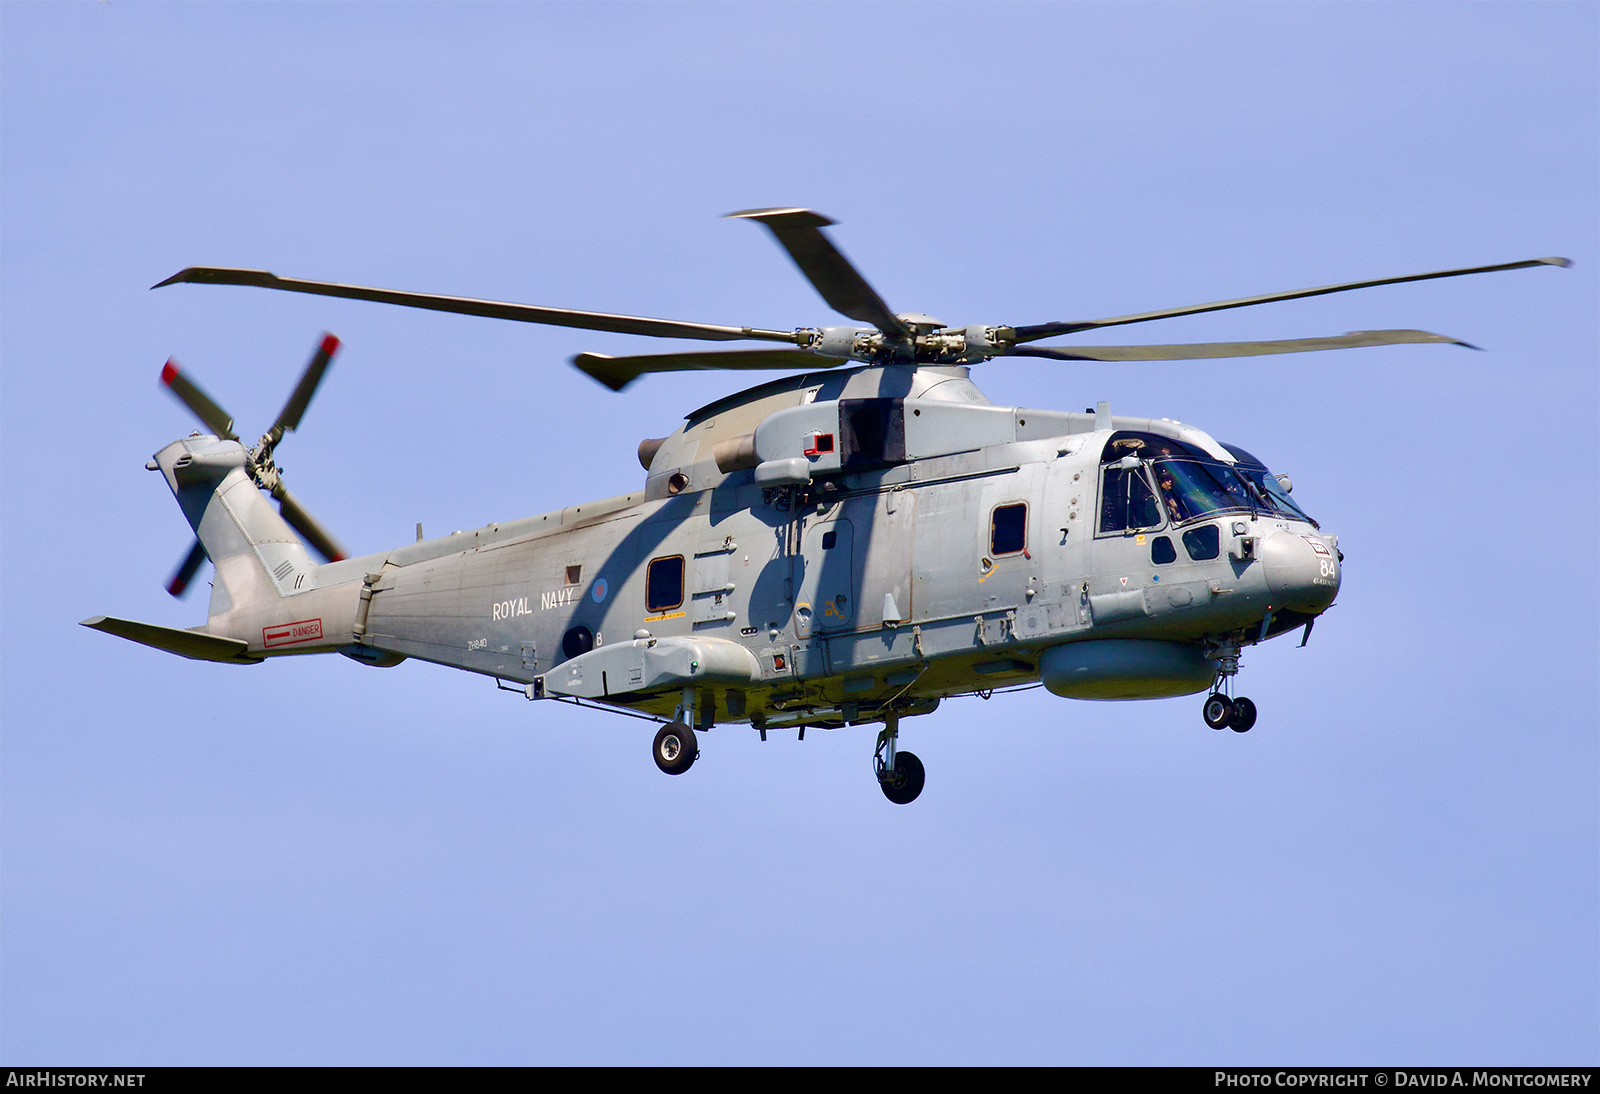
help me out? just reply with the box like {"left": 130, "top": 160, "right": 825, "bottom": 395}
{"left": 1097, "top": 431, "right": 1315, "bottom": 535}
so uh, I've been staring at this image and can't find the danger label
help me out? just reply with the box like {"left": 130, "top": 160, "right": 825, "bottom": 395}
{"left": 263, "top": 618, "right": 324, "bottom": 648}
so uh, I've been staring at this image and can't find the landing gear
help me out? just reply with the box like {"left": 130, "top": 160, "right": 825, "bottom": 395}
{"left": 653, "top": 687, "right": 704, "bottom": 775}
{"left": 1203, "top": 643, "right": 1257, "bottom": 732}
{"left": 1202, "top": 693, "right": 1257, "bottom": 732}
{"left": 653, "top": 722, "right": 698, "bottom": 775}
{"left": 873, "top": 711, "right": 926, "bottom": 804}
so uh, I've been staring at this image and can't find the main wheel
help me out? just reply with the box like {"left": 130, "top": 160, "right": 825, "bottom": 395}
{"left": 1203, "top": 693, "right": 1235, "bottom": 730}
{"left": 653, "top": 722, "right": 698, "bottom": 775}
{"left": 1228, "top": 696, "right": 1257, "bottom": 733}
{"left": 879, "top": 750, "right": 926, "bottom": 805}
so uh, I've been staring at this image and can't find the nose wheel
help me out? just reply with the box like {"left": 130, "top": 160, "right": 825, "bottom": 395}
{"left": 1202, "top": 643, "right": 1257, "bottom": 732}
{"left": 1203, "top": 692, "right": 1234, "bottom": 729}
{"left": 1202, "top": 693, "right": 1257, "bottom": 732}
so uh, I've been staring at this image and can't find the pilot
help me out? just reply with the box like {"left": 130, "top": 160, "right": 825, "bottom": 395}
{"left": 1156, "top": 467, "right": 1183, "bottom": 523}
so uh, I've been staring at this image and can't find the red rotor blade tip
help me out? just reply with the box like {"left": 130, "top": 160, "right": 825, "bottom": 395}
{"left": 320, "top": 333, "right": 341, "bottom": 355}
{"left": 160, "top": 359, "right": 180, "bottom": 386}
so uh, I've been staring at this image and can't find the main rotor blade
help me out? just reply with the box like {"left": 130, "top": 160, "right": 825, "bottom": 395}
{"left": 274, "top": 487, "right": 347, "bottom": 563}
{"left": 726, "top": 209, "right": 910, "bottom": 338}
{"left": 1010, "top": 257, "right": 1571, "bottom": 343}
{"left": 572, "top": 348, "right": 845, "bottom": 392}
{"left": 272, "top": 333, "right": 340, "bottom": 437}
{"left": 165, "top": 539, "right": 208, "bottom": 598}
{"left": 159, "top": 358, "right": 237, "bottom": 439}
{"left": 153, "top": 267, "right": 798, "bottom": 345}
{"left": 1006, "top": 329, "right": 1475, "bottom": 362}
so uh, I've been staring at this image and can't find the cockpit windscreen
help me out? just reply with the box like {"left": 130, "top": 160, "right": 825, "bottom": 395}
{"left": 1098, "top": 433, "right": 1317, "bottom": 529}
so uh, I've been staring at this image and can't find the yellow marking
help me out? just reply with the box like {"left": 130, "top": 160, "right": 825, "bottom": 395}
{"left": 645, "top": 611, "right": 687, "bottom": 621}
{"left": 1136, "top": 534, "right": 1146, "bottom": 544}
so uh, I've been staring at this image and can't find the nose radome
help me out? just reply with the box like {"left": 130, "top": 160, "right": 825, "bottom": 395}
{"left": 1261, "top": 531, "right": 1340, "bottom": 613}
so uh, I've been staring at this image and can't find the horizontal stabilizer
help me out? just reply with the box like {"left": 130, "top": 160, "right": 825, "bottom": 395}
{"left": 80, "top": 615, "right": 262, "bottom": 664}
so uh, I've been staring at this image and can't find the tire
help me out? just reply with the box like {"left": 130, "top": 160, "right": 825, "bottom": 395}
{"left": 653, "top": 722, "right": 698, "bottom": 775}
{"left": 1203, "top": 693, "right": 1235, "bottom": 730}
{"left": 879, "top": 750, "right": 926, "bottom": 805}
{"left": 1229, "top": 696, "right": 1257, "bottom": 733}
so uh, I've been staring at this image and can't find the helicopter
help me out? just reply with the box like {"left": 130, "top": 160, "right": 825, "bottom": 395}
{"left": 82, "top": 208, "right": 1568, "bottom": 804}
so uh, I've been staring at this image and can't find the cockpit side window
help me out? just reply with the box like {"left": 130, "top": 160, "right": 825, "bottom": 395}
{"left": 1099, "top": 466, "right": 1163, "bottom": 534}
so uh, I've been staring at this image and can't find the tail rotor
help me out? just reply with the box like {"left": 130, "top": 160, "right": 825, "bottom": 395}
{"left": 158, "top": 333, "right": 348, "bottom": 597}
{"left": 165, "top": 539, "right": 209, "bottom": 598}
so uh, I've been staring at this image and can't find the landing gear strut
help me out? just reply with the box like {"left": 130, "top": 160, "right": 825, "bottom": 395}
{"left": 873, "top": 711, "right": 925, "bottom": 804}
{"left": 1203, "top": 645, "right": 1257, "bottom": 733}
{"left": 653, "top": 687, "right": 701, "bottom": 775}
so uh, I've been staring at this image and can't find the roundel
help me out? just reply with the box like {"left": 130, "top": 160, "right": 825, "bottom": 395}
{"left": 592, "top": 577, "right": 609, "bottom": 603}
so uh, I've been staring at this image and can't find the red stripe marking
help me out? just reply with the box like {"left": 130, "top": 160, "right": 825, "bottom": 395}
{"left": 167, "top": 575, "right": 188, "bottom": 596}
{"left": 160, "top": 359, "right": 179, "bottom": 386}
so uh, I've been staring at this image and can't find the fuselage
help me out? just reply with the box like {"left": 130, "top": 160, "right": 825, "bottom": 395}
{"left": 192, "top": 364, "right": 1340, "bottom": 728}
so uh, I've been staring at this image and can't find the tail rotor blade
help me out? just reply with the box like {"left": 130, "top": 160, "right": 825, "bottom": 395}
{"left": 160, "top": 359, "right": 237, "bottom": 439}
{"left": 275, "top": 488, "right": 347, "bottom": 563}
{"left": 271, "top": 333, "right": 340, "bottom": 437}
{"left": 166, "top": 539, "right": 208, "bottom": 598}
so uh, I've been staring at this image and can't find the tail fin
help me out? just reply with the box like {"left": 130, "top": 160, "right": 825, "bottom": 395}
{"left": 153, "top": 436, "right": 317, "bottom": 626}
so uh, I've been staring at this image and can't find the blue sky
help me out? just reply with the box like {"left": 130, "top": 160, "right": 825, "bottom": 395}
{"left": 2, "top": 1, "right": 1596, "bottom": 1065}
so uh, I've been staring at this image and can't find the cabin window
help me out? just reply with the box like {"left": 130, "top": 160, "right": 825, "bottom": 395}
{"left": 646, "top": 555, "right": 684, "bottom": 612}
{"left": 821, "top": 530, "right": 838, "bottom": 550}
{"left": 565, "top": 564, "right": 582, "bottom": 585}
{"left": 1151, "top": 536, "right": 1177, "bottom": 565}
{"left": 991, "top": 503, "right": 1027, "bottom": 556}
{"left": 1182, "top": 525, "right": 1221, "bottom": 561}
